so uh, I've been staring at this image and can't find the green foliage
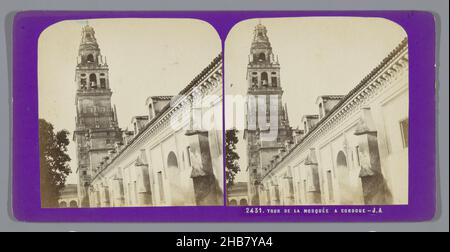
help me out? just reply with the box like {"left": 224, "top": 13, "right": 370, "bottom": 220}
{"left": 39, "top": 119, "right": 72, "bottom": 208}
{"left": 225, "top": 129, "right": 240, "bottom": 190}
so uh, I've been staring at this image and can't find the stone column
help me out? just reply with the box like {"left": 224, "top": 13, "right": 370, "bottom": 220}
{"left": 266, "top": 188, "right": 271, "bottom": 205}
{"left": 136, "top": 165, "right": 152, "bottom": 206}
{"left": 354, "top": 108, "right": 392, "bottom": 205}
{"left": 186, "top": 130, "right": 222, "bottom": 206}
{"left": 273, "top": 184, "right": 281, "bottom": 205}
{"left": 102, "top": 185, "right": 111, "bottom": 207}
{"left": 96, "top": 189, "right": 101, "bottom": 207}
{"left": 113, "top": 177, "right": 125, "bottom": 207}
{"left": 81, "top": 184, "right": 90, "bottom": 208}
{"left": 305, "top": 149, "right": 322, "bottom": 204}
{"left": 285, "top": 177, "right": 295, "bottom": 205}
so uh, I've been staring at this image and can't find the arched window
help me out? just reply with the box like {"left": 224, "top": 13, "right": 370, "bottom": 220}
{"left": 167, "top": 151, "right": 185, "bottom": 205}
{"left": 258, "top": 53, "right": 266, "bottom": 61}
{"left": 167, "top": 152, "right": 179, "bottom": 169}
{"left": 59, "top": 201, "right": 67, "bottom": 208}
{"left": 251, "top": 77, "right": 258, "bottom": 87}
{"left": 100, "top": 78, "right": 106, "bottom": 89}
{"left": 87, "top": 54, "right": 95, "bottom": 63}
{"left": 336, "top": 150, "right": 359, "bottom": 204}
{"left": 239, "top": 198, "right": 248, "bottom": 206}
{"left": 69, "top": 200, "right": 78, "bottom": 208}
{"left": 271, "top": 76, "right": 277, "bottom": 87}
{"left": 261, "top": 72, "right": 268, "bottom": 86}
{"left": 80, "top": 78, "right": 87, "bottom": 89}
{"left": 337, "top": 151, "right": 347, "bottom": 168}
{"left": 89, "top": 73, "right": 97, "bottom": 88}
{"left": 229, "top": 199, "right": 237, "bottom": 206}
{"left": 251, "top": 72, "right": 258, "bottom": 86}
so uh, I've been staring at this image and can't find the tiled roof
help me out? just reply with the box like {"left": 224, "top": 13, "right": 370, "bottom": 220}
{"left": 261, "top": 37, "right": 408, "bottom": 182}
{"left": 319, "top": 95, "right": 345, "bottom": 100}
{"left": 303, "top": 114, "right": 319, "bottom": 119}
{"left": 133, "top": 115, "right": 149, "bottom": 119}
{"left": 151, "top": 96, "right": 174, "bottom": 101}
{"left": 178, "top": 53, "right": 222, "bottom": 96}
{"left": 93, "top": 54, "right": 222, "bottom": 182}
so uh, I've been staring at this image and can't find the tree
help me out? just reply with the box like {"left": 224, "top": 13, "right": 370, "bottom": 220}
{"left": 39, "top": 119, "right": 72, "bottom": 208}
{"left": 225, "top": 129, "right": 240, "bottom": 190}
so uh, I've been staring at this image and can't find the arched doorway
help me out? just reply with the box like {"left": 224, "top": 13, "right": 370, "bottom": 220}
{"left": 168, "top": 152, "right": 178, "bottom": 168}
{"left": 229, "top": 199, "right": 237, "bottom": 206}
{"left": 239, "top": 198, "right": 248, "bottom": 206}
{"left": 69, "top": 200, "right": 78, "bottom": 208}
{"left": 167, "top": 151, "right": 182, "bottom": 205}
{"left": 336, "top": 151, "right": 359, "bottom": 204}
{"left": 59, "top": 201, "right": 67, "bottom": 208}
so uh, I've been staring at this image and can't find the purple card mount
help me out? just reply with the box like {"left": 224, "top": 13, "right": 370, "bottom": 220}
{"left": 12, "top": 11, "right": 436, "bottom": 222}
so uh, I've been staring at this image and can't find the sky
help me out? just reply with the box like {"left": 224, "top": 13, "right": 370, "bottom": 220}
{"left": 38, "top": 18, "right": 221, "bottom": 184}
{"left": 224, "top": 17, "right": 407, "bottom": 182}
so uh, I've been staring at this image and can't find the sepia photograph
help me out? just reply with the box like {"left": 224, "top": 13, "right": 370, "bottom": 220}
{"left": 5, "top": 0, "right": 444, "bottom": 231}
{"left": 38, "top": 18, "right": 224, "bottom": 208}
{"left": 225, "top": 17, "right": 409, "bottom": 206}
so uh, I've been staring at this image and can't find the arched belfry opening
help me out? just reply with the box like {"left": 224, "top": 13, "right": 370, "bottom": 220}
{"left": 87, "top": 54, "right": 95, "bottom": 63}
{"left": 261, "top": 72, "right": 269, "bottom": 86}
{"left": 271, "top": 74, "right": 278, "bottom": 87}
{"left": 89, "top": 73, "right": 97, "bottom": 88}
{"left": 258, "top": 52, "right": 266, "bottom": 62}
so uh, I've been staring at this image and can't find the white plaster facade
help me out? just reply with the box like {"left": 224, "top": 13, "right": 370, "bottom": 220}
{"left": 259, "top": 39, "right": 409, "bottom": 206}
{"left": 227, "top": 182, "right": 249, "bottom": 206}
{"left": 89, "top": 55, "right": 224, "bottom": 207}
{"left": 58, "top": 184, "right": 79, "bottom": 208}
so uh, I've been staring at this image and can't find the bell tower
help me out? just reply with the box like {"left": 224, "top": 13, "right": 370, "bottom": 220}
{"left": 74, "top": 25, "right": 122, "bottom": 207}
{"left": 245, "top": 23, "right": 292, "bottom": 205}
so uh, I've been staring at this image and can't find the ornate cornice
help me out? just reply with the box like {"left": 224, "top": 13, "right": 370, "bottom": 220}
{"left": 91, "top": 54, "right": 223, "bottom": 184}
{"left": 261, "top": 38, "right": 409, "bottom": 182}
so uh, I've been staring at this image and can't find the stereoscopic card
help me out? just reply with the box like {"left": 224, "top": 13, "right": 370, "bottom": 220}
{"left": 12, "top": 11, "right": 436, "bottom": 222}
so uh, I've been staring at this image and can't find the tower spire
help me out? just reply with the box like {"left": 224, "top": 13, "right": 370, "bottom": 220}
{"left": 74, "top": 24, "right": 122, "bottom": 207}
{"left": 245, "top": 23, "right": 293, "bottom": 205}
